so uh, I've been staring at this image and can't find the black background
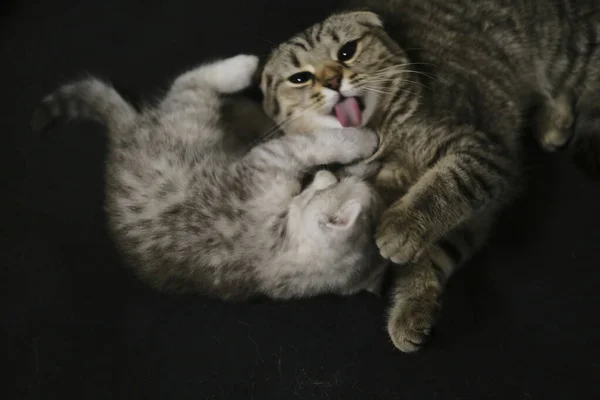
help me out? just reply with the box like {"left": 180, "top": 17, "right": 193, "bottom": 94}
{"left": 3, "top": 0, "right": 600, "bottom": 399}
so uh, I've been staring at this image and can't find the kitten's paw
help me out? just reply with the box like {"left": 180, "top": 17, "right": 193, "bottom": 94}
{"left": 375, "top": 207, "right": 427, "bottom": 264}
{"left": 388, "top": 294, "right": 440, "bottom": 352}
{"left": 210, "top": 54, "right": 259, "bottom": 93}
{"left": 337, "top": 160, "right": 382, "bottom": 180}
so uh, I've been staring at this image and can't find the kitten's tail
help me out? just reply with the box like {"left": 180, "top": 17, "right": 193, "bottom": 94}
{"left": 31, "top": 78, "right": 137, "bottom": 133}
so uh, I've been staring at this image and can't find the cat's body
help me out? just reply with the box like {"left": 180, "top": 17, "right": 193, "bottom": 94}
{"left": 261, "top": 0, "right": 600, "bottom": 351}
{"left": 33, "top": 55, "right": 387, "bottom": 300}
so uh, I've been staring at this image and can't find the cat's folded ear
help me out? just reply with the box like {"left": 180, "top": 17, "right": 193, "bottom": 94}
{"left": 324, "top": 201, "right": 363, "bottom": 230}
{"left": 339, "top": 2, "right": 384, "bottom": 27}
{"left": 351, "top": 11, "right": 384, "bottom": 27}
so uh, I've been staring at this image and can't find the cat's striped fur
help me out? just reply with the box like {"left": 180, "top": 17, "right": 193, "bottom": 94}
{"left": 261, "top": 0, "right": 600, "bottom": 351}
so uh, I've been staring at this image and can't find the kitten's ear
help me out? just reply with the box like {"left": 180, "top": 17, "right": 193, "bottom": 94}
{"left": 324, "top": 201, "right": 362, "bottom": 230}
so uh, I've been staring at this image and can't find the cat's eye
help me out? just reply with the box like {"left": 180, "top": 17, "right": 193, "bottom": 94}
{"left": 337, "top": 40, "right": 359, "bottom": 62}
{"left": 288, "top": 71, "right": 314, "bottom": 85}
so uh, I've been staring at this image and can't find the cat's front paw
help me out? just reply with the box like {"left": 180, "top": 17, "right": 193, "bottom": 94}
{"left": 375, "top": 206, "right": 427, "bottom": 264}
{"left": 388, "top": 293, "right": 440, "bottom": 352}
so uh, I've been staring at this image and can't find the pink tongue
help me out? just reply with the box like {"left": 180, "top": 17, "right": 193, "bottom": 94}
{"left": 334, "top": 97, "right": 362, "bottom": 128}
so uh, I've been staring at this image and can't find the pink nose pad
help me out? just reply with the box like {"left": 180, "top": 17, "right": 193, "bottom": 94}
{"left": 324, "top": 75, "right": 341, "bottom": 91}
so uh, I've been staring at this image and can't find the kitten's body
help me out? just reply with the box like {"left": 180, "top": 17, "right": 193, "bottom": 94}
{"left": 261, "top": 0, "right": 600, "bottom": 351}
{"left": 33, "top": 55, "right": 386, "bottom": 300}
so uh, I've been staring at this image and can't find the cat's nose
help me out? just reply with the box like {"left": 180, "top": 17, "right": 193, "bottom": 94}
{"left": 320, "top": 65, "right": 343, "bottom": 91}
{"left": 323, "top": 74, "right": 342, "bottom": 91}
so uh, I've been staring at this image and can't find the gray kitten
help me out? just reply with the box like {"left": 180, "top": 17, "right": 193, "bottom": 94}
{"left": 32, "top": 54, "right": 386, "bottom": 300}
{"left": 261, "top": 0, "right": 600, "bottom": 351}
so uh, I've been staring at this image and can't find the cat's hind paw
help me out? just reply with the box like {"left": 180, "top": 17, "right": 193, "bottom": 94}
{"left": 387, "top": 293, "right": 440, "bottom": 352}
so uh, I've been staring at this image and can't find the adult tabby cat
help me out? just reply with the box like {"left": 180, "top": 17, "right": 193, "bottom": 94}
{"left": 32, "top": 54, "right": 387, "bottom": 300}
{"left": 260, "top": 0, "right": 600, "bottom": 351}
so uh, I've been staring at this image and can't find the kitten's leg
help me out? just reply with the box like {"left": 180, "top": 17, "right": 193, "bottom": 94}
{"left": 244, "top": 128, "right": 378, "bottom": 174}
{"left": 221, "top": 96, "right": 278, "bottom": 154}
{"left": 31, "top": 78, "right": 137, "bottom": 134}
{"left": 375, "top": 127, "right": 515, "bottom": 264}
{"left": 169, "top": 54, "right": 259, "bottom": 96}
{"left": 533, "top": 92, "right": 574, "bottom": 152}
{"left": 158, "top": 54, "right": 259, "bottom": 147}
{"left": 387, "top": 216, "right": 492, "bottom": 352}
{"left": 335, "top": 160, "right": 382, "bottom": 180}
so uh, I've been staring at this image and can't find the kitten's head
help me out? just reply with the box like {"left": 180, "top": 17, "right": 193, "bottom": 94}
{"left": 261, "top": 11, "right": 416, "bottom": 135}
{"left": 287, "top": 170, "right": 382, "bottom": 251}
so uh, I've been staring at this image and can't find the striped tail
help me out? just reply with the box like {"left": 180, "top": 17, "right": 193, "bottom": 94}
{"left": 31, "top": 78, "right": 137, "bottom": 133}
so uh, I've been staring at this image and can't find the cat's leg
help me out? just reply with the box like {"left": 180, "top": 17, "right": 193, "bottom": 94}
{"left": 532, "top": 87, "right": 600, "bottom": 180}
{"left": 533, "top": 92, "right": 574, "bottom": 152}
{"left": 375, "top": 126, "right": 516, "bottom": 264}
{"left": 569, "top": 88, "right": 600, "bottom": 180}
{"left": 386, "top": 215, "right": 492, "bottom": 352}
{"left": 244, "top": 128, "right": 378, "bottom": 174}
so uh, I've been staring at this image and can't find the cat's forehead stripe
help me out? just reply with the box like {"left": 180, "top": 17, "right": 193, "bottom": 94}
{"left": 313, "top": 22, "right": 324, "bottom": 42}
{"left": 290, "top": 52, "right": 301, "bottom": 68}
{"left": 301, "top": 30, "right": 316, "bottom": 48}
{"left": 289, "top": 39, "right": 309, "bottom": 52}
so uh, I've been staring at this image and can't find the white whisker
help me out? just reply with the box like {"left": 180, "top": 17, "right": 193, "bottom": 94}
{"left": 365, "top": 77, "right": 434, "bottom": 92}
{"left": 376, "top": 61, "right": 437, "bottom": 73}
{"left": 362, "top": 86, "right": 422, "bottom": 100}
{"left": 244, "top": 103, "right": 320, "bottom": 152}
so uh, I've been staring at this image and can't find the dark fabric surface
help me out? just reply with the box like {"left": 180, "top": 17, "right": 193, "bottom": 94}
{"left": 3, "top": 1, "right": 600, "bottom": 399}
